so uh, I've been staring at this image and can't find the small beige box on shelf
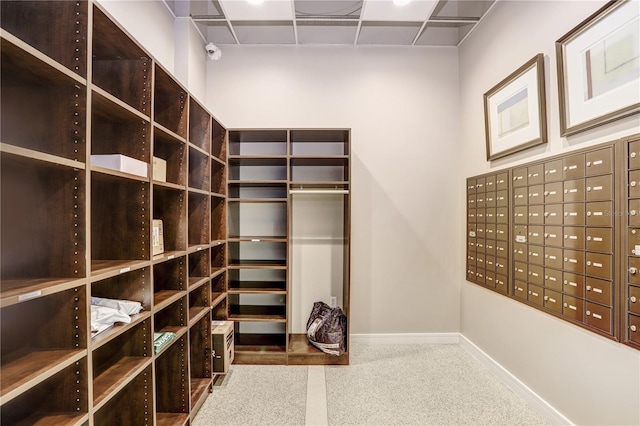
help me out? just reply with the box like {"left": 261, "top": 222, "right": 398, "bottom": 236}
{"left": 152, "top": 219, "right": 164, "bottom": 256}
{"left": 212, "top": 321, "right": 234, "bottom": 373}
{"left": 153, "top": 156, "right": 167, "bottom": 182}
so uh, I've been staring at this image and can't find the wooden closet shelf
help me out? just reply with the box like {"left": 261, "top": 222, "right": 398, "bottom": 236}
{"left": 91, "top": 312, "right": 152, "bottom": 350}
{"left": 90, "top": 260, "right": 149, "bottom": 283}
{"left": 227, "top": 260, "right": 287, "bottom": 269}
{"left": 12, "top": 412, "right": 89, "bottom": 426}
{"left": 152, "top": 251, "right": 186, "bottom": 265}
{"left": 92, "top": 356, "right": 152, "bottom": 410}
{"left": 154, "top": 122, "right": 186, "bottom": 144}
{"left": 188, "top": 306, "right": 210, "bottom": 324}
{"left": 211, "top": 293, "right": 227, "bottom": 307}
{"left": 1, "top": 143, "right": 86, "bottom": 170}
{"left": 154, "top": 326, "right": 187, "bottom": 357}
{"left": 154, "top": 290, "right": 186, "bottom": 312}
{"left": 227, "top": 236, "right": 287, "bottom": 243}
{"left": 228, "top": 314, "right": 286, "bottom": 323}
{"left": 228, "top": 288, "right": 287, "bottom": 295}
{"left": 190, "top": 378, "right": 211, "bottom": 412}
{"left": 227, "top": 198, "right": 287, "bottom": 203}
{"left": 156, "top": 412, "right": 189, "bottom": 426}
{"left": 0, "top": 348, "right": 86, "bottom": 403}
{"left": 152, "top": 180, "right": 186, "bottom": 191}
{"left": 188, "top": 277, "right": 209, "bottom": 292}
{"left": 0, "top": 277, "right": 87, "bottom": 308}
{"left": 91, "top": 86, "right": 150, "bottom": 122}
{"left": 1, "top": 33, "right": 85, "bottom": 85}
{"left": 90, "top": 165, "right": 150, "bottom": 183}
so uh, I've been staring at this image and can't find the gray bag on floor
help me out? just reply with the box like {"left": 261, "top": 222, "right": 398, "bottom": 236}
{"left": 306, "top": 301, "right": 347, "bottom": 356}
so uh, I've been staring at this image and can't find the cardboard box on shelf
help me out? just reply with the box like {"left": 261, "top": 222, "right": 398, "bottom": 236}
{"left": 152, "top": 219, "right": 164, "bottom": 256}
{"left": 153, "top": 156, "right": 167, "bottom": 182}
{"left": 212, "top": 321, "right": 234, "bottom": 373}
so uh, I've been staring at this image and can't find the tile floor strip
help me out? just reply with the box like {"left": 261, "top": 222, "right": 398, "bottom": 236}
{"left": 305, "top": 366, "right": 329, "bottom": 425}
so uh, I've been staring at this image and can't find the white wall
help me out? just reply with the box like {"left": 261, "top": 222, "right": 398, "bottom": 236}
{"left": 459, "top": 1, "right": 640, "bottom": 424}
{"left": 206, "top": 45, "right": 462, "bottom": 334}
{"left": 97, "top": 0, "right": 176, "bottom": 72}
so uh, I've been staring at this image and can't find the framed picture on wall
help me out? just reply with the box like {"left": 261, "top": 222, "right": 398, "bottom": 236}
{"left": 484, "top": 54, "right": 547, "bottom": 161}
{"left": 556, "top": 0, "right": 640, "bottom": 137}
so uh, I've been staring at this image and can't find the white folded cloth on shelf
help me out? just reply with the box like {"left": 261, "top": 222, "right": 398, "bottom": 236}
{"left": 90, "top": 297, "right": 144, "bottom": 337}
{"left": 91, "top": 296, "right": 143, "bottom": 315}
{"left": 91, "top": 305, "right": 132, "bottom": 335}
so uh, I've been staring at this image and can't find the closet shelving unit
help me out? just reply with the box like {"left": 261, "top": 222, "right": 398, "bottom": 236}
{"left": 0, "top": 1, "right": 227, "bottom": 423}
{"left": 227, "top": 130, "right": 289, "bottom": 364}
{"left": 226, "top": 129, "right": 350, "bottom": 365}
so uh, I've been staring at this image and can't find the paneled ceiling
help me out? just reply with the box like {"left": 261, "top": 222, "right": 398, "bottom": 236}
{"left": 165, "top": 0, "right": 496, "bottom": 46}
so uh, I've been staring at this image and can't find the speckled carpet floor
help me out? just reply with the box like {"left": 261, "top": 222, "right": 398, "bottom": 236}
{"left": 192, "top": 343, "right": 547, "bottom": 426}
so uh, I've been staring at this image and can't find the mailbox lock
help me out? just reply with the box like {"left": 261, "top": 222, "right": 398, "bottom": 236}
{"left": 587, "top": 186, "right": 592, "bottom": 192}
{"left": 563, "top": 166, "right": 568, "bottom": 171}
{"left": 544, "top": 212, "right": 550, "bottom": 217}
{"left": 564, "top": 280, "right": 568, "bottom": 284}
{"left": 544, "top": 191, "right": 549, "bottom": 196}
{"left": 563, "top": 302, "right": 568, "bottom": 307}
{"left": 632, "top": 152, "right": 637, "bottom": 158}
{"left": 630, "top": 267, "right": 638, "bottom": 275}
{"left": 631, "top": 296, "right": 637, "bottom": 303}
{"left": 586, "top": 161, "right": 592, "bottom": 167}
{"left": 631, "top": 325, "right": 638, "bottom": 332}
{"left": 564, "top": 212, "right": 569, "bottom": 217}
{"left": 633, "top": 229, "right": 637, "bottom": 235}
{"left": 544, "top": 233, "right": 549, "bottom": 238}
{"left": 587, "top": 261, "right": 592, "bottom": 266}
{"left": 633, "top": 181, "right": 638, "bottom": 187}
{"left": 631, "top": 210, "right": 638, "bottom": 216}
{"left": 587, "top": 236, "right": 592, "bottom": 241}
{"left": 528, "top": 173, "right": 532, "bottom": 178}
{"left": 586, "top": 286, "right": 592, "bottom": 291}
{"left": 564, "top": 235, "right": 568, "bottom": 239}
{"left": 586, "top": 310, "right": 591, "bottom": 316}
{"left": 544, "top": 296, "right": 549, "bottom": 301}
{"left": 564, "top": 257, "right": 568, "bottom": 262}
{"left": 545, "top": 170, "right": 549, "bottom": 175}
{"left": 587, "top": 211, "right": 592, "bottom": 217}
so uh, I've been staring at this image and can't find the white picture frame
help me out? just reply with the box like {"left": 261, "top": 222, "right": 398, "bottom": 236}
{"left": 556, "top": 0, "right": 640, "bottom": 136}
{"left": 484, "top": 54, "right": 547, "bottom": 161}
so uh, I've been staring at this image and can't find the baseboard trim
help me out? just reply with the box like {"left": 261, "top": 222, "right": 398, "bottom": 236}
{"left": 350, "top": 333, "right": 460, "bottom": 345}
{"left": 459, "top": 335, "right": 573, "bottom": 426}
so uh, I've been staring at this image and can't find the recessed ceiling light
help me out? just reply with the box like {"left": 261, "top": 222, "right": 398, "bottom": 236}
{"left": 247, "top": 0, "right": 264, "bottom": 4}
{"left": 392, "top": 0, "right": 412, "bottom": 5}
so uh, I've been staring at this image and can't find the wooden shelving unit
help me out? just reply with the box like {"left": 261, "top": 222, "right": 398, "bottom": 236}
{"left": 227, "top": 129, "right": 350, "bottom": 365}
{"left": 1, "top": 1, "right": 227, "bottom": 422}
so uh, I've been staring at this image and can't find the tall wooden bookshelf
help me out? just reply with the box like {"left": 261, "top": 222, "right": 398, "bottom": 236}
{"left": 0, "top": 1, "right": 227, "bottom": 423}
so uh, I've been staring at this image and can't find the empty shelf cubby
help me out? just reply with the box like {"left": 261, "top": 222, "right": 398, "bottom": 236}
{"left": 93, "top": 364, "right": 153, "bottom": 425}
{"left": 211, "top": 196, "right": 226, "bottom": 242}
{"left": 212, "top": 119, "right": 227, "bottom": 161}
{"left": 153, "top": 256, "right": 187, "bottom": 310}
{"left": 92, "top": 6, "right": 151, "bottom": 116}
{"left": 188, "top": 249, "right": 210, "bottom": 290}
{"left": 1, "top": 0, "right": 88, "bottom": 77}
{"left": 188, "top": 192, "right": 210, "bottom": 248}
{"left": 1, "top": 38, "right": 86, "bottom": 161}
{"left": 0, "top": 357, "right": 89, "bottom": 425}
{"left": 155, "top": 334, "right": 189, "bottom": 425}
{"left": 229, "top": 130, "right": 287, "bottom": 156}
{"left": 154, "top": 65, "right": 187, "bottom": 139}
{"left": 188, "top": 98, "right": 210, "bottom": 153}
{"left": 1, "top": 156, "right": 86, "bottom": 295}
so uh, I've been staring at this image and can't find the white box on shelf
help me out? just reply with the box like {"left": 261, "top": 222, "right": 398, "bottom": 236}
{"left": 152, "top": 219, "right": 164, "bottom": 256}
{"left": 153, "top": 156, "right": 167, "bottom": 182}
{"left": 91, "top": 154, "right": 148, "bottom": 178}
